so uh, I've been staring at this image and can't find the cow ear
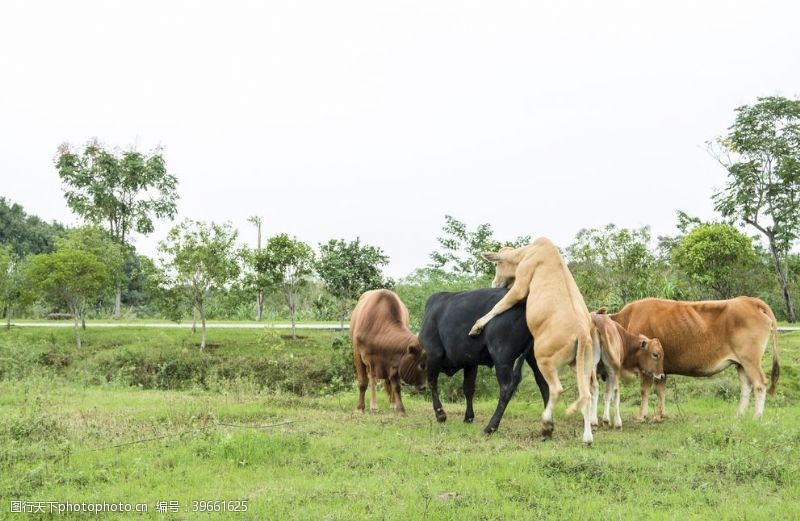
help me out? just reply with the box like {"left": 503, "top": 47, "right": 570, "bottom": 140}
{"left": 482, "top": 252, "right": 503, "bottom": 262}
{"left": 640, "top": 339, "right": 648, "bottom": 350}
{"left": 407, "top": 343, "right": 420, "bottom": 355}
{"left": 597, "top": 307, "right": 607, "bottom": 315}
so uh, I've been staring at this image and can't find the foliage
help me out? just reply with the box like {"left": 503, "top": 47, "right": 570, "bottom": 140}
{"left": 54, "top": 226, "right": 125, "bottom": 308}
{"left": 25, "top": 249, "right": 110, "bottom": 347}
{"left": 316, "top": 238, "right": 392, "bottom": 327}
{"left": 396, "top": 268, "right": 487, "bottom": 330}
{"left": 157, "top": 220, "right": 241, "bottom": 348}
{"left": 429, "top": 215, "right": 530, "bottom": 279}
{"left": 256, "top": 234, "right": 315, "bottom": 338}
{"left": 55, "top": 140, "right": 179, "bottom": 315}
{"left": 711, "top": 96, "right": 800, "bottom": 321}
{"left": 0, "top": 197, "right": 65, "bottom": 257}
{"left": 566, "top": 224, "right": 678, "bottom": 311}
{"left": 672, "top": 223, "right": 758, "bottom": 299}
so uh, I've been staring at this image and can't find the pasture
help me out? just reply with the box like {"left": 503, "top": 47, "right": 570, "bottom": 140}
{"left": 1, "top": 326, "right": 799, "bottom": 520}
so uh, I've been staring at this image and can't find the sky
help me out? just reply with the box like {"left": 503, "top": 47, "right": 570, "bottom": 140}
{"left": 1, "top": 0, "right": 799, "bottom": 278}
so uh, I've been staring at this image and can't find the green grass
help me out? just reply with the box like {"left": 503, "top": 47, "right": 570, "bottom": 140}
{"left": 0, "top": 328, "right": 798, "bottom": 519}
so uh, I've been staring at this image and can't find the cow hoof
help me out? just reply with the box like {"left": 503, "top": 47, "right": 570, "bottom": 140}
{"left": 541, "top": 421, "right": 554, "bottom": 440}
{"left": 483, "top": 426, "right": 496, "bottom": 435}
{"left": 435, "top": 408, "right": 447, "bottom": 422}
{"left": 398, "top": 411, "right": 407, "bottom": 417}
{"left": 636, "top": 416, "right": 647, "bottom": 423}
{"left": 614, "top": 423, "right": 623, "bottom": 430}
{"left": 464, "top": 416, "right": 474, "bottom": 424}
{"left": 602, "top": 418, "right": 611, "bottom": 426}
{"left": 370, "top": 408, "right": 379, "bottom": 414}
{"left": 652, "top": 415, "right": 663, "bottom": 423}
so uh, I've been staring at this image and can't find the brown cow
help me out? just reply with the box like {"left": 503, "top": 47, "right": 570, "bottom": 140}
{"left": 609, "top": 297, "right": 780, "bottom": 421}
{"left": 468, "top": 238, "right": 600, "bottom": 444}
{"left": 591, "top": 311, "right": 665, "bottom": 428}
{"left": 351, "top": 289, "right": 427, "bottom": 415}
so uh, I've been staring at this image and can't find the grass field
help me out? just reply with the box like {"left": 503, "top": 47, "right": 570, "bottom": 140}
{"left": 1, "top": 327, "right": 798, "bottom": 520}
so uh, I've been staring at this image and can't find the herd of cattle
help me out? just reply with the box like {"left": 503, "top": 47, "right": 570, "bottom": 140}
{"left": 350, "top": 237, "right": 781, "bottom": 444}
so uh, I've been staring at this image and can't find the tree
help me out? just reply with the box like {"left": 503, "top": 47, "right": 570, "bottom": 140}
{"left": 257, "top": 234, "right": 315, "bottom": 339}
{"left": 429, "top": 215, "right": 530, "bottom": 279}
{"left": 55, "top": 140, "right": 179, "bottom": 317}
{"left": 567, "top": 224, "right": 668, "bottom": 310}
{"left": 26, "top": 249, "right": 110, "bottom": 348}
{"left": 247, "top": 215, "right": 265, "bottom": 320}
{"left": 672, "top": 223, "right": 758, "bottom": 299}
{"left": 55, "top": 226, "right": 125, "bottom": 326}
{"left": 316, "top": 238, "right": 392, "bottom": 329}
{"left": 711, "top": 96, "right": 800, "bottom": 322}
{"left": 0, "top": 197, "right": 65, "bottom": 256}
{"left": 157, "top": 220, "right": 240, "bottom": 350}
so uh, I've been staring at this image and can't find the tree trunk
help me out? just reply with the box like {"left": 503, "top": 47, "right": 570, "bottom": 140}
{"left": 5, "top": 305, "right": 11, "bottom": 330}
{"left": 82, "top": 316, "right": 86, "bottom": 330}
{"left": 114, "top": 286, "right": 121, "bottom": 318}
{"left": 767, "top": 236, "right": 797, "bottom": 322}
{"left": 256, "top": 290, "right": 263, "bottom": 321}
{"left": 290, "top": 302, "right": 297, "bottom": 340}
{"left": 73, "top": 315, "right": 82, "bottom": 349}
{"left": 199, "top": 301, "right": 207, "bottom": 350}
{"left": 192, "top": 307, "right": 197, "bottom": 334}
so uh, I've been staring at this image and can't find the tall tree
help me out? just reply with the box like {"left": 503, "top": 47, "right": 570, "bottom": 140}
{"left": 258, "top": 234, "right": 315, "bottom": 339}
{"left": 429, "top": 215, "right": 530, "bottom": 279}
{"left": 157, "top": 220, "right": 240, "bottom": 350}
{"left": 316, "top": 238, "right": 392, "bottom": 329}
{"left": 55, "top": 140, "right": 179, "bottom": 317}
{"left": 247, "top": 215, "right": 264, "bottom": 320}
{"left": 671, "top": 223, "right": 758, "bottom": 299}
{"left": 711, "top": 96, "right": 800, "bottom": 321}
{"left": 26, "top": 248, "right": 110, "bottom": 348}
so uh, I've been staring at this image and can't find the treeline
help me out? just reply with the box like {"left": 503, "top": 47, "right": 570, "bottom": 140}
{"left": 1, "top": 96, "right": 799, "bottom": 345}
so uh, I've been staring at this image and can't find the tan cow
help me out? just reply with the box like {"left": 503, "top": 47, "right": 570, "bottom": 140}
{"left": 609, "top": 297, "right": 780, "bottom": 420}
{"left": 591, "top": 311, "right": 665, "bottom": 428}
{"left": 351, "top": 289, "right": 427, "bottom": 415}
{"left": 468, "top": 238, "right": 600, "bottom": 444}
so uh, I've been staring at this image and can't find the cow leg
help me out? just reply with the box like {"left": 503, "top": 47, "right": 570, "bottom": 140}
{"left": 602, "top": 366, "right": 614, "bottom": 426}
{"left": 355, "top": 354, "right": 369, "bottom": 413}
{"left": 536, "top": 360, "right": 564, "bottom": 441}
{"left": 390, "top": 375, "right": 407, "bottom": 416}
{"left": 736, "top": 365, "right": 752, "bottom": 416}
{"left": 740, "top": 357, "right": 768, "bottom": 419}
{"left": 653, "top": 377, "right": 667, "bottom": 422}
{"left": 385, "top": 377, "right": 397, "bottom": 410}
{"left": 638, "top": 374, "right": 653, "bottom": 421}
{"left": 468, "top": 284, "right": 529, "bottom": 336}
{"left": 526, "top": 349, "right": 550, "bottom": 408}
{"left": 484, "top": 363, "right": 518, "bottom": 434}
{"left": 368, "top": 367, "right": 379, "bottom": 413}
{"left": 612, "top": 372, "right": 622, "bottom": 428}
{"left": 427, "top": 359, "right": 447, "bottom": 422}
{"left": 463, "top": 365, "right": 477, "bottom": 423}
{"left": 589, "top": 369, "right": 599, "bottom": 427}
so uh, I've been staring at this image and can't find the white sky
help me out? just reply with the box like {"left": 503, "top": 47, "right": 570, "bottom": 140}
{"left": 1, "top": 0, "right": 798, "bottom": 278}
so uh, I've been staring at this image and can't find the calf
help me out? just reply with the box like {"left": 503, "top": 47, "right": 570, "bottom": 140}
{"left": 591, "top": 311, "right": 665, "bottom": 428}
{"left": 419, "top": 288, "right": 550, "bottom": 434}
{"left": 351, "top": 289, "right": 427, "bottom": 415}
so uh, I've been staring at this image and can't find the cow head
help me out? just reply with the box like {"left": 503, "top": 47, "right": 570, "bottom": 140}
{"left": 482, "top": 247, "right": 518, "bottom": 288}
{"left": 399, "top": 338, "right": 427, "bottom": 389}
{"left": 633, "top": 336, "right": 666, "bottom": 381}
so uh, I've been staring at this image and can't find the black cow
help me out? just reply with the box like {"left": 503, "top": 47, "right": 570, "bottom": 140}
{"left": 418, "top": 288, "right": 549, "bottom": 434}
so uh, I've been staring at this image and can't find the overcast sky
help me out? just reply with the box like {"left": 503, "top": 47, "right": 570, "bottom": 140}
{"left": 1, "top": 0, "right": 798, "bottom": 277}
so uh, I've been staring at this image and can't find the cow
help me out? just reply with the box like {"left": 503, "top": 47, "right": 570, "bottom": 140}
{"left": 468, "top": 238, "right": 601, "bottom": 444}
{"left": 351, "top": 289, "right": 427, "bottom": 415}
{"left": 591, "top": 311, "right": 665, "bottom": 428}
{"left": 418, "top": 288, "right": 550, "bottom": 434}
{"left": 608, "top": 297, "right": 780, "bottom": 421}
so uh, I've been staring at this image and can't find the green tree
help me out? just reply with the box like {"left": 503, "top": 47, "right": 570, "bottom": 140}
{"left": 711, "top": 96, "right": 800, "bottom": 322}
{"left": 567, "top": 224, "right": 670, "bottom": 310}
{"left": 26, "top": 248, "right": 110, "bottom": 348}
{"left": 672, "top": 223, "right": 758, "bottom": 299}
{"left": 0, "top": 197, "right": 65, "bottom": 256}
{"left": 55, "top": 140, "right": 179, "bottom": 317}
{"left": 429, "top": 215, "right": 530, "bottom": 280}
{"left": 316, "top": 238, "right": 392, "bottom": 329}
{"left": 157, "top": 220, "right": 240, "bottom": 350}
{"left": 55, "top": 226, "right": 125, "bottom": 324}
{"left": 258, "top": 234, "right": 315, "bottom": 339}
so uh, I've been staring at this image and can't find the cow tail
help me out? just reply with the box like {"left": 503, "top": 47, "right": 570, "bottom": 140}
{"left": 765, "top": 304, "right": 780, "bottom": 395}
{"left": 567, "top": 333, "right": 592, "bottom": 414}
